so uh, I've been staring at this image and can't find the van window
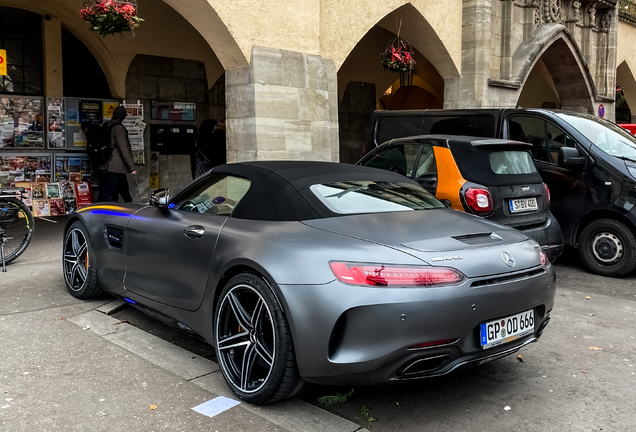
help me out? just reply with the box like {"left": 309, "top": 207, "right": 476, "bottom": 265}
{"left": 424, "top": 115, "right": 496, "bottom": 137}
{"left": 376, "top": 117, "right": 423, "bottom": 146}
{"left": 508, "top": 116, "right": 575, "bottom": 164}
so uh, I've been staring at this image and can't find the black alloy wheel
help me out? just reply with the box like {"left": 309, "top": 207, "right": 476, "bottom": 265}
{"left": 214, "top": 273, "right": 302, "bottom": 404}
{"left": 579, "top": 218, "right": 636, "bottom": 277}
{"left": 63, "top": 221, "right": 102, "bottom": 298}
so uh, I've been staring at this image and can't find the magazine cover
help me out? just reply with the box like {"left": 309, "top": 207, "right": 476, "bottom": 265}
{"left": 63, "top": 198, "right": 77, "bottom": 214}
{"left": 49, "top": 198, "right": 65, "bottom": 216}
{"left": 33, "top": 199, "right": 50, "bottom": 217}
{"left": 74, "top": 181, "right": 93, "bottom": 208}
{"left": 31, "top": 183, "right": 46, "bottom": 199}
{"left": 60, "top": 181, "right": 75, "bottom": 199}
{"left": 46, "top": 182, "right": 61, "bottom": 199}
{"left": 14, "top": 181, "right": 32, "bottom": 207}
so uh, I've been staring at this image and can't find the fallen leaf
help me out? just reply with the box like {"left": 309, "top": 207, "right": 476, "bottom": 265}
{"left": 395, "top": 402, "right": 401, "bottom": 407}
{"left": 582, "top": 370, "right": 587, "bottom": 373}
{"left": 586, "top": 296, "right": 591, "bottom": 300}
{"left": 149, "top": 405, "right": 157, "bottom": 410}
{"left": 589, "top": 347, "right": 603, "bottom": 351}
{"left": 60, "top": 317, "right": 65, "bottom": 320}
{"left": 517, "top": 355, "right": 524, "bottom": 362}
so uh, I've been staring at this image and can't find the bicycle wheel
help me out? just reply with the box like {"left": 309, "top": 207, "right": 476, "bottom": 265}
{"left": 0, "top": 198, "right": 35, "bottom": 264}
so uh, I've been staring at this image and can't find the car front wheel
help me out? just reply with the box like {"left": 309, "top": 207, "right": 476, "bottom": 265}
{"left": 579, "top": 218, "right": 636, "bottom": 277}
{"left": 63, "top": 221, "right": 102, "bottom": 298}
{"left": 214, "top": 273, "right": 303, "bottom": 404}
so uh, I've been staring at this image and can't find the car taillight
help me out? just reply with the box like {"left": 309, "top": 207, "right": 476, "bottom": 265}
{"left": 464, "top": 188, "right": 492, "bottom": 213}
{"left": 543, "top": 183, "right": 550, "bottom": 205}
{"left": 330, "top": 262, "right": 466, "bottom": 287}
{"left": 540, "top": 251, "right": 550, "bottom": 267}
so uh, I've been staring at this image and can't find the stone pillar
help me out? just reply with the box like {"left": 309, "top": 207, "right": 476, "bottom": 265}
{"left": 225, "top": 47, "right": 339, "bottom": 163}
{"left": 42, "top": 16, "right": 63, "bottom": 97}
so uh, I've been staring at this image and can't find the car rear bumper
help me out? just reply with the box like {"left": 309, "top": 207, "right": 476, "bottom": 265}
{"left": 277, "top": 264, "right": 556, "bottom": 385}
{"left": 517, "top": 213, "right": 564, "bottom": 261}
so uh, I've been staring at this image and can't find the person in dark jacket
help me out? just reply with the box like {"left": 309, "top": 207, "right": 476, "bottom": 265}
{"left": 97, "top": 106, "right": 137, "bottom": 202}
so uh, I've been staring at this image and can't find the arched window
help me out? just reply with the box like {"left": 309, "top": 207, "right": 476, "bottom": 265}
{"left": 0, "top": 7, "right": 43, "bottom": 95}
{"left": 62, "top": 28, "right": 111, "bottom": 98}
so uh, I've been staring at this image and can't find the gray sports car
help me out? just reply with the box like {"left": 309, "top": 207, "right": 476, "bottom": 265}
{"left": 63, "top": 161, "right": 556, "bottom": 404}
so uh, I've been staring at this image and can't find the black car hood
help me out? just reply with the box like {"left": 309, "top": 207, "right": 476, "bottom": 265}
{"left": 302, "top": 209, "right": 540, "bottom": 277}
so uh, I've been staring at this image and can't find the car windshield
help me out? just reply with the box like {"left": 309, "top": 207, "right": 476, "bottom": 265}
{"left": 557, "top": 113, "right": 636, "bottom": 160}
{"left": 310, "top": 181, "right": 444, "bottom": 215}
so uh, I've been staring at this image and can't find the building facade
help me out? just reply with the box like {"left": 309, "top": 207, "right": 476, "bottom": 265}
{"left": 0, "top": 0, "right": 634, "bottom": 201}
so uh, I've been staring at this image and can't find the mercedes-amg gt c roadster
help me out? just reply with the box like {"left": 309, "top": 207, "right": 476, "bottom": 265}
{"left": 63, "top": 161, "right": 556, "bottom": 404}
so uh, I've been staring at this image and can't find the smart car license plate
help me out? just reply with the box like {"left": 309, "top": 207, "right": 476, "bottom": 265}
{"left": 480, "top": 310, "right": 534, "bottom": 349}
{"left": 509, "top": 198, "right": 538, "bottom": 213}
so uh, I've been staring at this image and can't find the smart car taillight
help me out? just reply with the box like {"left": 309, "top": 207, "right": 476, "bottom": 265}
{"left": 330, "top": 262, "right": 466, "bottom": 287}
{"left": 543, "top": 183, "right": 550, "bottom": 205}
{"left": 464, "top": 188, "right": 492, "bottom": 213}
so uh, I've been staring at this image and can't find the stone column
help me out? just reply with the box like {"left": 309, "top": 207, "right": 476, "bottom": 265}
{"left": 42, "top": 16, "right": 63, "bottom": 97}
{"left": 225, "top": 46, "right": 339, "bottom": 163}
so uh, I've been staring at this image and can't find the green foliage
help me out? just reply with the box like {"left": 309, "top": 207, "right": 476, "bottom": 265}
{"left": 317, "top": 389, "right": 354, "bottom": 406}
{"left": 360, "top": 405, "right": 377, "bottom": 423}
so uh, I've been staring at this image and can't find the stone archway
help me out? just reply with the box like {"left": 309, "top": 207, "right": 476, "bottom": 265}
{"left": 336, "top": 3, "right": 457, "bottom": 162}
{"left": 515, "top": 28, "right": 595, "bottom": 114}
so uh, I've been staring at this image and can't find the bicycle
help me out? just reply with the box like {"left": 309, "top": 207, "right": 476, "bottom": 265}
{"left": 0, "top": 187, "right": 35, "bottom": 272}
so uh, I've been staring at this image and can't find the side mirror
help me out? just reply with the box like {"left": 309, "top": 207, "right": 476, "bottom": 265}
{"left": 558, "top": 147, "right": 585, "bottom": 169}
{"left": 150, "top": 188, "right": 170, "bottom": 208}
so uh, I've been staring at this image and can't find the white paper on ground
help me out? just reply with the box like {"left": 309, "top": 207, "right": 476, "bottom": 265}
{"left": 192, "top": 396, "right": 240, "bottom": 418}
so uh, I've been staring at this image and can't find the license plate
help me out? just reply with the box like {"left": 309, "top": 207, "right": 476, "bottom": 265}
{"left": 509, "top": 197, "right": 538, "bottom": 213}
{"left": 480, "top": 309, "right": 535, "bottom": 349}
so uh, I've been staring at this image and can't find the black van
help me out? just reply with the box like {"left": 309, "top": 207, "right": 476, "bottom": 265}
{"left": 365, "top": 109, "right": 636, "bottom": 277}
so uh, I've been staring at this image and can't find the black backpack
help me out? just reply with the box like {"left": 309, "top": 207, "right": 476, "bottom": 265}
{"left": 86, "top": 123, "right": 116, "bottom": 165}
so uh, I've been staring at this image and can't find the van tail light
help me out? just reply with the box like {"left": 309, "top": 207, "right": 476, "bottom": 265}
{"left": 464, "top": 188, "right": 492, "bottom": 213}
{"left": 543, "top": 183, "right": 550, "bottom": 205}
{"left": 330, "top": 262, "right": 466, "bottom": 287}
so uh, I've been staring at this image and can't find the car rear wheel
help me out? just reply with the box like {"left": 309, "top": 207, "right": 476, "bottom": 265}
{"left": 63, "top": 221, "right": 102, "bottom": 298}
{"left": 579, "top": 219, "right": 636, "bottom": 277}
{"left": 214, "top": 273, "right": 303, "bottom": 404}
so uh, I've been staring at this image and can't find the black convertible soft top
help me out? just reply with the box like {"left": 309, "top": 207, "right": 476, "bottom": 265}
{"left": 211, "top": 161, "right": 419, "bottom": 221}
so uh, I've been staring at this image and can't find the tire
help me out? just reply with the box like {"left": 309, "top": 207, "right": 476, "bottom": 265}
{"left": 578, "top": 218, "right": 636, "bottom": 277}
{"left": 0, "top": 198, "right": 34, "bottom": 265}
{"left": 214, "top": 273, "right": 302, "bottom": 404}
{"left": 63, "top": 221, "right": 102, "bottom": 298}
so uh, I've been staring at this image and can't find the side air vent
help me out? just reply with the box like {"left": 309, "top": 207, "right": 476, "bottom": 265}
{"left": 105, "top": 226, "right": 124, "bottom": 249}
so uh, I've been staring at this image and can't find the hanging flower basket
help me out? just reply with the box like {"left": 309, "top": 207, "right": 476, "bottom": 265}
{"left": 380, "top": 38, "right": 416, "bottom": 73}
{"left": 80, "top": 1, "right": 144, "bottom": 37}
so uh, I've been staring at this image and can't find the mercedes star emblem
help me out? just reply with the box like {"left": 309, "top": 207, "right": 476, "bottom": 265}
{"left": 501, "top": 251, "right": 515, "bottom": 267}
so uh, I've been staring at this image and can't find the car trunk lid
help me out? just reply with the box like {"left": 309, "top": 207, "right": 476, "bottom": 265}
{"left": 302, "top": 209, "right": 541, "bottom": 278}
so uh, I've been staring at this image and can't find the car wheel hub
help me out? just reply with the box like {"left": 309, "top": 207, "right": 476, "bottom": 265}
{"left": 216, "top": 285, "right": 276, "bottom": 394}
{"left": 592, "top": 232, "right": 623, "bottom": 264}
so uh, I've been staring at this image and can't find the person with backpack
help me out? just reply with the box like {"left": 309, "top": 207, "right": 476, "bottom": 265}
{"left": 86, "top": 106, "right": 137, "bottom": 202}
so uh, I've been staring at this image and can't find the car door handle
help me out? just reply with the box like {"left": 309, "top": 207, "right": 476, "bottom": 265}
{"left": 184, "top": 225, "right": 205, "bottom": 239}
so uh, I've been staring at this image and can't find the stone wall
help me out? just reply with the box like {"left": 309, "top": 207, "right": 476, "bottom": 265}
{"left": 225, "top": 46, "right": 339, "bottom": 163}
